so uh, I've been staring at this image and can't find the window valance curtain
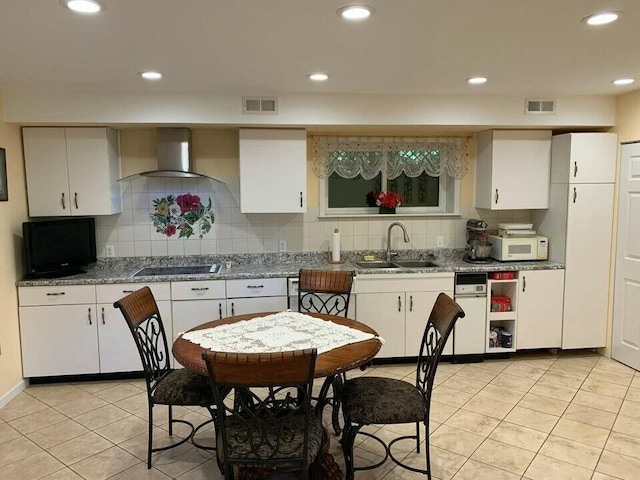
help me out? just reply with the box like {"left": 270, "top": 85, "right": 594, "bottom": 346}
{"left": 311, "top": 136, "right": 471, "bottom": 180}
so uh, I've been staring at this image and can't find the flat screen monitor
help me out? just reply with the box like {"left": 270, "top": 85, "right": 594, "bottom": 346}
{"left": 23, "top": 217, "right": 97, "bottom": 278}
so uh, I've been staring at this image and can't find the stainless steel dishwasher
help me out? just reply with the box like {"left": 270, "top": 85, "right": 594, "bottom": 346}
{"left": 453, "top": 272, "right": 488, "bottom": 361}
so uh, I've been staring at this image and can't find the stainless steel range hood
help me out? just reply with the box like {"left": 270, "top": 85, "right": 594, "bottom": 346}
{"left": 119, "top": 128, "right": 224, "bottom": 183}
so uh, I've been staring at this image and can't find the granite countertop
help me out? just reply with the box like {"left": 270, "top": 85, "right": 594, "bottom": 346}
{"left": 16, "top": 250, "right": 564, "bottom": 287}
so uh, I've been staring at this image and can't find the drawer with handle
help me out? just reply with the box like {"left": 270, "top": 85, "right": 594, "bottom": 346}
{"left": 18, "top": 285, "right": 96, "bottom": 306}
{"left": 226, "top": 278, "right": 287, "bottom": 298}
{"left": 171, "top": 280, "right": 226, "bottom": 300}
{"left": 95, "top": 283, "right": 171, "bottom": 304}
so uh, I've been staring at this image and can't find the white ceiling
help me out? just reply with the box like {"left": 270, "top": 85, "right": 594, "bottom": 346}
{"left": 0, "top": 0, "right": 638, "bottom": 97}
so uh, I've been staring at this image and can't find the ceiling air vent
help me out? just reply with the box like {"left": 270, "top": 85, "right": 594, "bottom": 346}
{"left": 242, "top": 96, "right": 278, "bottom": 115}
{"left": 525, "top": 98, "right": 556, "bottom": 115}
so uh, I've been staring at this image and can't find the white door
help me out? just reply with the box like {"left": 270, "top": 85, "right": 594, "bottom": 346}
{"left": 226, "top": 297, "right": 288, "bottom": 317}
{"left": 613, "top": 142, "right": 640, "bottom": 370}
{"left": 517, "top": 270, "right": 564, "bottom": 349}
{"left": 173, "top": 299, "right": 227, "bottom": 341}
{"left": 563, "top": 183, "right": 615, "bottom": 349}
{"left": 452, "top": 295, "right": 486, "bottom": 355}
{"left": 569, "top": 133, "right": 618, "bottom": 184}
{"left": 405, "top": 291, "right": 455, "bottom": 356}
{"left": 356, "top": 293, "right": 405, "bottom": 358}
{"left": 97, "top": 303, "right": 143, "bottom": 373}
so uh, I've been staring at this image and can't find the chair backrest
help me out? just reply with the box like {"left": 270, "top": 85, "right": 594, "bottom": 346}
{"left": 202, "top": 349, "right": 318, "bottom": 471}
{"left": 415, "top": 293, "right": 465, "bottom": 400}
{"left": 298, "top": 269, "right": 354, "bottom": 317}
{"left": 113, "top": 287, "right": 172, "bottom": 392}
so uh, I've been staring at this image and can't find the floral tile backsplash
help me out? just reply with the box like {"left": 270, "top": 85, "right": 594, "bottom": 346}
{"left": 94, "top": 176, "right": 531, "bottom": 258}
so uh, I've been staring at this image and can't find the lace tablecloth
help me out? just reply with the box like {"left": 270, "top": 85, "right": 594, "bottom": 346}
{"left": 181, "top": 311, "right": 383, "bottom": 354}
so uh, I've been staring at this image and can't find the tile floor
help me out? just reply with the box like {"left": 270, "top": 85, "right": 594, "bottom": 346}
{"left": 1, "top": 352, "right": 640, "bottom": 479}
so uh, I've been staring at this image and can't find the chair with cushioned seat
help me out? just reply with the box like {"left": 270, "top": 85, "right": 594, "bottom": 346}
{"left": 297, "top": 268, "right": 355, "bottom": 434}
{"left": 114, "top": 286, "right": 216, "bottom": 469}
{"left": 202, "top": 348, "right": 323, "bottom": 480}
{"left": 340, "top": 292, "right": 465, "bottom": 480}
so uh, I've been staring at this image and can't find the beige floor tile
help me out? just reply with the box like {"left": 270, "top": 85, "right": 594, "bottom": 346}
{"left": 152, "top": 442, "right": 213, "bottom": 478}
{"left": 470, "top": 438, "right": 535, "bottom": 475}
{"left": 612, "top": 414, "right": 640, "bottom": 438}
{"left": 437, "top": 364, "right": 466, "bottom": 376}
{"left": 349, "top": 445, "right": 397, "bottom": 479}
{"left": 439, "top": 376, "right": 487, "bottom": 395}
{"left": 175, "top": 458, "right": 223, "bottom": 479}
{"left": 455, "top": 365, "right": 499, "bottom": 383}
{"left": 0, "top": 393, "right": 49, "bottom": 422}
{"left": 626, "top": 387, "right": 640, "bottom": 402}
{"left": 27, "top": 419, "right": 89, "bottom": 450}
{"left": 605, "top": 431, "right": 640, "bottom": 460}
{"left": 524, "top": 454, "right": 592, "bottom": 480}
{"left": 69, "top": 445, "right": 139, "bottom": 480}
{"left": 0, "top": 451, "right": 64, "bottom": 480}
{"left": 518, "top": 393, "right": 568, "bottom": 416}
{"left": 551, "top": 418, "right": 610, "bottom": 448}
{"left": 118, "top": 427, "right": 183, "bottom": 462}
{"left": 538, "top": 435, "right": 601, "bottom": 470}
{"left": 489, "top": 422, "right": 548, "bottom": 452}
{"left": 429, "top": 425, "right": 484, "bottom": 457}
{"left": 432, "top": 387, "right": 474, "bottom": 408}
{"left": 503, "top": 362, "right": 546, "bottom": 381}
{"left": 490, "top": 373, "right": 536, "bottom": 392}
{"left": 74, "top": 404, "right": 130, "bottom": 430}
{"left": 444, "top": 410, "right": 499, "bottom": 437}
{"left": 8, "top": 408, "right": 67, "bottom": 435}
{"left": 48, "top": 431, "right": 113, "bottom": 465}
{"left": 594, "top": 358, "right": 637, "bottom": 376}
{"left": 515, "top": 357, "right": 556, "bottom": 370}
{"left": 472, "top": 360, "right": 511, "bottom": 373}
{"left": 94, "top": 384, "right": 151, "bottom": 404}
{"left": 94, "top": 415, "right": 149, "bottom": 444}
{"left": 0, "top": 422, "right": 21, "bottom": 445}
{"left": 54, "top": 395, "right": 109, "bottom": 418}
{"left": 619, "top": 399, "right": 640, "bottom": 419}
{"left": 461, "top": 395, "right": 513, "bottom": 420}
{"left": 547, "top": 361, "right": 592, "bottom": 379}
{"left": 429, "top": 401, "right": 458, "bottom": 424}
{"left": 555, "top": 355, "right": 599, "bottom": 368}
{"left": 538, "top": 371, "right": 585, "bottom": 390}
{"left": 358, "top": 427, "right": 419, "bottom": 457}
{"left": 109, "top": 462, "right": 171, "bottom": 479}
{"left": 113, "top": 392, "right": 151, "bottom": 415}
{"left": 40, "top": 468, "right": 84, "bottom": 479}
{"left": 596, "top": 449, "right": 640, "bottom": 480}
{"left": 503, "top": 406, "right": 559, "bottom": 433}
{"left": 476, "top": 384, "right": 525, "bottom": 405}
{"left": 588, "top": 369, "right": 634, "bottom": 387}
{"left": 632, "top": 376, "right": 640, "bottom": 389}
{"left": 561, "top": 404, "right": 617, "bottom": 430}
{"left": 571, "top": 390, "right": 623, "bottom": 414}
{"left": 374, "top": 365, "right": 417, "bottom": 377}
{"left": 592, "top": 473, "right": 624, "bottom": 480}
{"left": 28, "top": 386, "right": 92, "bottom": 408}
{"left": 0, "top": 435, "right": 42, "bottom": 468}
{"left": 528, "top": 382, "right": 577, "bottom": 402}
{"left": 402, "top": 446, "right": 466, "bottom": 480}
{"left": 452, "top": 458, "right": 520, "bottom": 480}
{"left": 580, "top": 378, "right": 629, "bottom": 399}
{"left": 73, "top": 381, "right": 124, "bottom": 394}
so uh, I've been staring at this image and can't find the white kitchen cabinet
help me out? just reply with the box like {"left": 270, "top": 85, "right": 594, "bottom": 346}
{"left": 172, "top": 280, "right": 227, "bottom": 339}
{"left": 550, "top": 133, "right": 617, "bottom": 184}
{"left": 227, "top": 297, "right": 288, "bottom": 317}
{"left": 475, "top": 130, "right": 552, "bottom": 210}
{"left": 486, "top": 278, "right": 518, "bottom": 353}
{"left": 239, "top": 128, "right": 307, "bottom": 213}
{"left": 226, "top": 277, "right": 287, "bottom": 316}
{"left": 22, "top": 127, "right": 122, "bottom": 217}
{"left": 516, "top": 270, "right": 565, "bottom": 350}
{"left": 355, "top": 274, "right": 455, "bottom": 358}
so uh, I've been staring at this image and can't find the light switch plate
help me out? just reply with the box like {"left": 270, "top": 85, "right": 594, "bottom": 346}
{"left": 106, "top": 245, "right": 116, "bottom": 257}
{"left": 279, "top": 240, "right": 287, "bottom": 252}
{"left": 436, "top": 236, "right": 444, "bottom": 248}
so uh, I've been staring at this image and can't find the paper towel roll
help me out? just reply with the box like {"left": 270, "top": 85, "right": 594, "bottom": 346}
{"left": 332, "top": 228, "right": 341, "bottom": 262}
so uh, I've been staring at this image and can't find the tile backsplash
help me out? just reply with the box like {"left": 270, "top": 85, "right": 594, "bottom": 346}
{"left": 95, "top": 177, "right": 530, "bottom": 258}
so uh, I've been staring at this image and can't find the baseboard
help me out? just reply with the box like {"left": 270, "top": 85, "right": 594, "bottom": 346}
{"left": 0, "top": 379, "right": 28, "bottom": 409}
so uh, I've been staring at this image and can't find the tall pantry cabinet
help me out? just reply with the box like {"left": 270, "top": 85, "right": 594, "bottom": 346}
{"left": 534, "top": 133, "right": 617, "bottom": 349}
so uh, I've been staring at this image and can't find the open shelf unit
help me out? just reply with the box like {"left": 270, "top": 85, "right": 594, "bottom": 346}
{"left": 486, "top": 277, "right": 518, "bottom": 353}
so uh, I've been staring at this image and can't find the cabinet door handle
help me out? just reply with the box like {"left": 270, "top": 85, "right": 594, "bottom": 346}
{"left": 574, "top": 161, "right": 578, "bottom": 178}
{"left": 122, "top": 290, "right": 134, "bottom": 294}
{"left": 231, "top": 302, "right": 235, "bottom": 316}
{"left": 46, "top": 292, "right": 66, "bottom": 296}
{"left": 61, "top": 192, "right": 66, "bottom": 210}
{"left": 300, "top": 192, "right": 303, "bottom": 208}
{"left": 573, "top": 187, "right": 577, "bottom": 204}
{"left": 522, "top": 276, "right": 526, "bottom": 292}
{"left": 88, "top": 307, "right": 92, "bottom": 325}
{"left": 191, "top": 287, "right": 210, "bottom": 291}
{"left": 101, "top": 307, "right": 105, "bottom": 325}
{"left": 398, "top": 295, "right": 402, "bottom": 312}
{"left": 247, "top": 285, "right": 264, "bottom": 289}
{"left": 495, "top": 188, "right": 499, "bottom": 204}
{"left": 219, "top": 303, "right": 223, "bottom": 319}
{"left": 74, "top": 192, "right": 79, "bottom": 209}
{"left": 410, "top": 295, "right": 413, "bottom": 312}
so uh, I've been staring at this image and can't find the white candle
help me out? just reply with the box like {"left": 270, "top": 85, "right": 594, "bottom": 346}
{"left": 332, "top": 228, "right": 341, "bottom": 262}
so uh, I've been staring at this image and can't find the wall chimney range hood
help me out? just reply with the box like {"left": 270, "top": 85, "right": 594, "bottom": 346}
{"left": 119, "top": 128, "right": 224, "bottom": 183}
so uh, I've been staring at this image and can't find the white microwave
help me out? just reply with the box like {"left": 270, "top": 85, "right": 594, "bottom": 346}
{"left": 488, "top": 235, "right": 548, "bottom": 261}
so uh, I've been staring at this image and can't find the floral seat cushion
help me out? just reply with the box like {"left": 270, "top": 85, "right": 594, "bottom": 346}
{"left": 152, "top": 369, "right": 214, "bottom": 406}
{"left": 342, "top": 377, "right": 425, "bottom": 425}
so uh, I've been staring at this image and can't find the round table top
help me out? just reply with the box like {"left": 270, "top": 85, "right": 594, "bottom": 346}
{"left": 172, "top": 312, "right": 382, "bottom": 378}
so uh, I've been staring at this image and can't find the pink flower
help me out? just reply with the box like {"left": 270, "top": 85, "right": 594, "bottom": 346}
{"left": 176, "top": 194, "right": 201, "bottom": 212}
{"left": 164, "top": 224, "right": 177, "bottom": 237}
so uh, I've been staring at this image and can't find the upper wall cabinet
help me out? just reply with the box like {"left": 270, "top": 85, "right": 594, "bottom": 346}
{"left": 239, "top": 128, "right": 307, "bottom": 213}
{"left": 550, "top": 132, "right": 617, "bottom": 184}
{"left": 474, "top": 130, "right": 552, "bottom": 210}
{"left": 23, "top": 127, "right": 122, "bottom": 217}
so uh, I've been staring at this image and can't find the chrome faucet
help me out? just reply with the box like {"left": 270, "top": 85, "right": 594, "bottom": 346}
{"left": 386, "top": 222, "right": 411, "bottom": 261}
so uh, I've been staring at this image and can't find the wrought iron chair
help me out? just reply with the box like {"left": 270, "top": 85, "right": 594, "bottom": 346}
{"left": 201, "top": 348, "right": 324, "bottom": 480}
{"left": 114, "top": 287, "right": 216, "bottom": 469}
{"left": 340, "top": 293, "right": 465, "bottom": 480}
{"left": 297, "top": 268, "right": 354, "bottom": 434}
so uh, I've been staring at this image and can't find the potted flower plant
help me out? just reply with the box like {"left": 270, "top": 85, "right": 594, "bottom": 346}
{"left": 366, "top": 191, "right": 403, "bottom": 214}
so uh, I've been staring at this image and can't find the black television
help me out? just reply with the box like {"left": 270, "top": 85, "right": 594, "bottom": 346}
{"left": 23, "top": 217, "right": 97, "bottom": 278}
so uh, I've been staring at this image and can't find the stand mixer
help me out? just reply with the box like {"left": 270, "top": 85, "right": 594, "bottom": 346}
{"left": 464, "top": 219, "right": 493, "bottom": 264}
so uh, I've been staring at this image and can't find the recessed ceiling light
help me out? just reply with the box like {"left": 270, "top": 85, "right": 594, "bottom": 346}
{"left": 139, "top": 71, "right": 163, "bottom": 81}
{"left": 467, "top": 77, "right": 488, "bottom": 85}
{"left": 336, "top": 5, "right": 376, "bottom": 21}
{"left": 61, "top": 0, "right": 104, "bottom": 14}
{"left": 583, "top": 11, "right": 620, "bottom": 26}
{"left": 308, "top": 73, "right": 329, "bottom": 82}
{"left": 613, "top": 78, "right": 635, "bottom": 86}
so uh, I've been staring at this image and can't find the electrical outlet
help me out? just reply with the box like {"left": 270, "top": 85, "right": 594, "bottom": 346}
{"left": 279, "top": 240, "right": 287, "bottom": 252}
{"left": 106, "top": 244, "right": 116, "bottom": 257}
{"left": 436, "top": 236, "right": 444, "bottom": 248}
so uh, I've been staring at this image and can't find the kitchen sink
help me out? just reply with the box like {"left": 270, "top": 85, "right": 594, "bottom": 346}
{"left": 355, "top": 261, "right": 399, "bottom": 269}
{"left": 393, "top": 260, "right": 439, "bottom": 268}
{"left": 133, "top": 265, "right": 222, "bottom": 276}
